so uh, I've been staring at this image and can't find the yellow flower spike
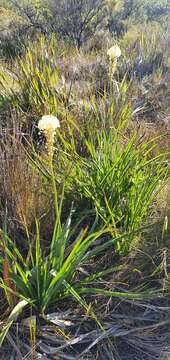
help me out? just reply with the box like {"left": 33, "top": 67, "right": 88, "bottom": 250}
{"left": 38, "top": 115, "right": 60, "bottom": 161}
{"left": 107, "top": 45, "right": 121, "bottom": 78}
{"left": 107, "top": 45, "right": 121, "bottom": 61}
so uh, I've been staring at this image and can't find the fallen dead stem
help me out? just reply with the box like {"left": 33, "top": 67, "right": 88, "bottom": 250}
{"left": 1, "top": 292, "right": 170, "bottom": 360}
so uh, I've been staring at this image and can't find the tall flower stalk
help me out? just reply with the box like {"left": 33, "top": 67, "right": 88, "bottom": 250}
{"left": 38, "top": 115, "right": 61, "bottom": 229}
{"left": 107, "top": 45, "right": 121, "bottom": 79}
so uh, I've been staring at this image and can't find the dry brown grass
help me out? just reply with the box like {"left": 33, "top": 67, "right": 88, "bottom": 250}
{"left": 0, "top": 128, "right": 53, "bottom": 242}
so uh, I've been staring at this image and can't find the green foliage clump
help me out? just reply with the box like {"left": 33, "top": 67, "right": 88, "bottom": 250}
{"left": 59, "top": 128, "right": 167, "bottom": 254}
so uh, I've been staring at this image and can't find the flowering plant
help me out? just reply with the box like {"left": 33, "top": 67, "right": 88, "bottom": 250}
{"left": 38, "top": 115, "right": 60, "bottom": 161}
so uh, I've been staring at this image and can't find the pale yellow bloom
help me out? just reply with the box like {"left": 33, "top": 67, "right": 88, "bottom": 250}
{"left": 107, "top": 45, "right": 121, "bottom": 60}
{"left": 38, "top": 115, "right": 60, "bottom": 132}
{"left": 107, "top": 45, "right": 121, "bottom": 78}
{"left": 38, "top": 115, "right": 60, "bottom": 160}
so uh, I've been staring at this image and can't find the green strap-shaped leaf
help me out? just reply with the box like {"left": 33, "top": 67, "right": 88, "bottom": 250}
{"left": 0, "top": 300, "right": 28, "bottom": 347}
